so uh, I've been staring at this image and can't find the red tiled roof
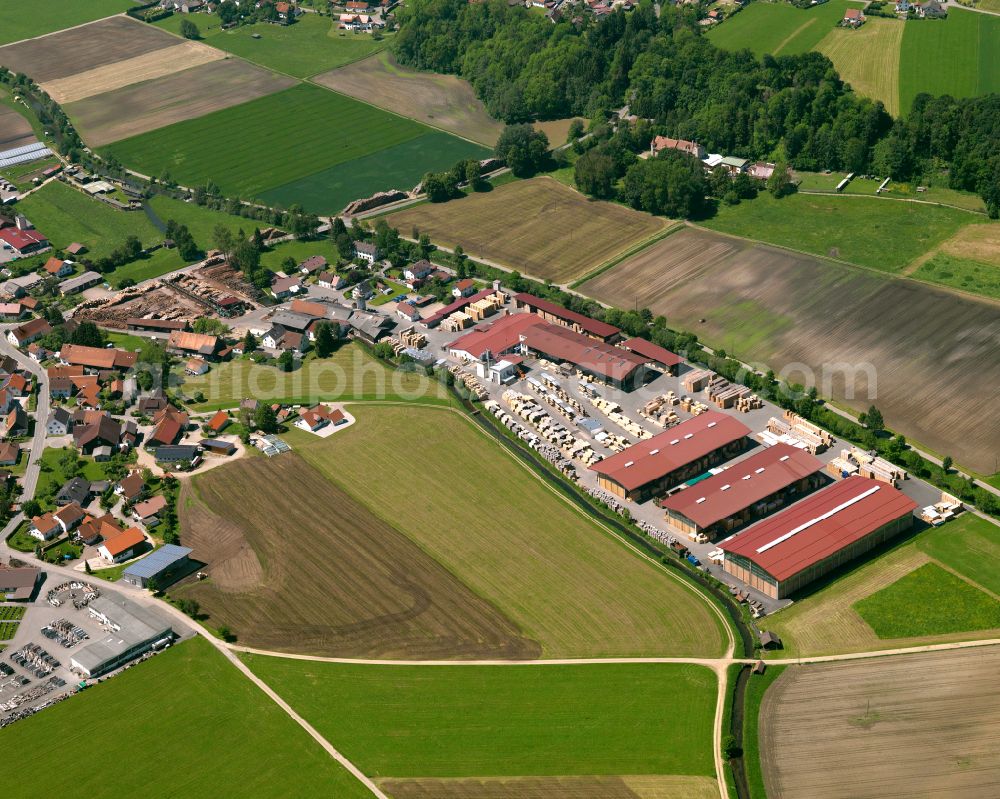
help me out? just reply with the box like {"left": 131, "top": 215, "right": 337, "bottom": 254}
{"left": 206, "top": 410, "right": 230, "bottom": 432}
{"left": 659, "top": 444, "right": 823, "bottom": 529}
{"left": 514, "top": 293, "right": 619, "bottom": 339}
{"left": 60, "top": 344, "right": 136, "bottom": 370}
{"left": 521, "top": 324, "right": 646, "bottom": 382}
{"left": 449, "top": 313, "right": 545, "bottom": 360}
{"left": 0, "top": 226, "right": 47, "bottom": 252}
{"left": 101, "top": 526, "right": 145, "bottom": 557}
{"left": 621, "top": 337, "right": 682, "bottom": 369}
{"left": 589, "top": 411, "right": 751, "bottom": 491}
{"left": 721, "top": 477, "right": 918, "bottom": 581}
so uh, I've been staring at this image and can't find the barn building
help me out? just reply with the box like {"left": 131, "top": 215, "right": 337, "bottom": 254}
{"left": 589, "top": 411, "right": 752, "bottom": 503}
{"left": 720, "top": 476, "right": 917, "bottom": 599}
{"left": 512, "top": 293, "right": 620, "bottom": 342}
{"left": 659, "top": 443, "right": 824, "bottom": 540}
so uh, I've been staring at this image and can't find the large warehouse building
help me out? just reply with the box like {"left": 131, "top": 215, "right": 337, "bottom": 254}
{"left": 70, "top": 595, "right": 174, "bottom": 678}
{"left": 512, "top": 293, "right": 620, "bottom": 342}
{"left": 720, "top": 476, "right": 918, "bottom": 599}
{"left": 589, "top": 411, "right": 752, "bottom": 502}
{"left": 660, "top": 443, "right": 825, "bottom": 540}
{"left": 449, "top": 313, "right": 650, "bottom": 389}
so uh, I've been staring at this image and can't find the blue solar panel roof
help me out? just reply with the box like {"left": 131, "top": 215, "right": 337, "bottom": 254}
{"left": 122, "top": 544, "right": 193, "bottom": 579}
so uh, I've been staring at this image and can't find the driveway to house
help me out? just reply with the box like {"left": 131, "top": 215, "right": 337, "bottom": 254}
{"left": 0, "top": 326, "right": 50, "bottom": 505}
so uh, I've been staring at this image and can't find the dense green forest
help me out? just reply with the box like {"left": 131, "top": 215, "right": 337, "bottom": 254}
{"left": 393, "top": 0, "right": 999, "bottom": 215}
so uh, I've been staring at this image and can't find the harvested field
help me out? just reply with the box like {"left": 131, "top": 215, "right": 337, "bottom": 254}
{"left": 535, "top": 118, "right": 584, "bottom": 147}
{"left": 760, "top": 648, "right": 1000, "bottom": 798}
{"left": 380, "top": 776, "right": 719, "bottom": 799}
{"left": 386, "top": 178, "right": 669, "bottom": 284}
{"left": 175, "top": 452, "right": 540, "bottom": 659}
{"left": 66, "top": 58, "right": 296, "bottom": 148}
{"left": 314, "top": 51, "right": 503, "bottom": 147}
{"left": 289, "top": 405, "right": 727, "bottom": 658}
{"left": 0, "top": 104, "right": 35, "bottom": 151}
{"left": 815, "top": 18, "right": 903, "bottom": 116}
{"left": 42, "top": 39, "right": 224, "bottom": 104}
{"left": 581, "top": 227, "right": 1000, "bottom": 474}
{"left": 938, "top": 221, "right": 1000, "bottom": 266}
{"left": 0, "top": 16, "right": 179, "bottom": 84}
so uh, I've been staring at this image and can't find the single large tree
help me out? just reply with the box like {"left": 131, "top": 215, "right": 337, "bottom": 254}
{"left": 495, "top": 124, "right": 549, "bottom": 178}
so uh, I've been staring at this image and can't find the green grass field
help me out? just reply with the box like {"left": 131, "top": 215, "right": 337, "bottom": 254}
{"left": 0, "top": 0, "right": 138, "bottom": 45}
{"left": 288, "top": 404, "right": 729, "bottom": 658}
{"left": 744, "top": 665, "right": 785, "bottom": 799}
{"left": 181, "top": 343, "right": 452, "bottom": 410}
{"left": 912, "top": 252, "right": 1000, "bottom": 299}
{"left": 15, "top": 180, "right": 165, "bottom": 260}
{"left": 815, "top": 17, "right": 904, "bottom": 115}
{"left": 919, "top": 514, "right": 1000, "bottom": 595}
{"left": 699, "top": 192, "right": 978, "bottom": 271}
{"left": 155, "top": 11, "right": 385, "bottom": 78}
{"left": 796, "top": 171, "right": 988, "bottom": 212}
{"left": 243, "top": 656, "right": 717, "bottom": 778}
{"left": 899, "top": 7, "right": 1000, "bottom": 113}
{"left": 708, "top": 0, "right": 863, "bottom": 56}
{"left": 260, "top": 131, "right": 491, "bottom": 214}
{"left": 854, "top": 562, "right": 1000, "bottom": 637}
{"left": 104, "top": 83, "right": 487, "bottom": 212}
{"left": 0, "top": 637, "right": 373, "bottom": 797}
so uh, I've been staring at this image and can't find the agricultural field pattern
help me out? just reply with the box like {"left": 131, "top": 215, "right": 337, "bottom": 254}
{"left": 2, "top": 4, "right": 1000, "bottom": 799}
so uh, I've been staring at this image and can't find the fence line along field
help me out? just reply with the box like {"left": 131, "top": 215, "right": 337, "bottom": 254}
{"left": 899, "top": 7, "right": 1000, "bottom": 113}
{"left": 759, "top": 515, "right": 1000, "bottom": 658}
{"left": 0, "top": 0, "right": 140, "bottom": 46}
{"left": 707, "top": 0, "right": 865, "bottom": 57}
{"left": 377, "top": 775, "right": 720, "bottom": 799}
{"left": 242, "top": 657, "right": 718, "bottom": 780}
{"left": 760, "top": 648, "right": 1000, "bottom": 798}
{"left": 0, "top": 637, "right": 373, "bottom": 798}
{"left": 314, "top": 51, "right": 504, "bottom": 147}
{"left": 386, "top": 177, "right": 669, "bottom": 284}
{"left": 288, "top": 405, "right": 727, "bottom": 658}
{"left": 175, "top": 451, "right": 539, "bottom": 659}
{"left": 815, "top": 17, "right": 904, "bottom": 116}
{"left": 581, "top": 226, "right": 1000, "bottom": 474}
{"left": 65, "top": 59, "right": 296, "bottom": 147}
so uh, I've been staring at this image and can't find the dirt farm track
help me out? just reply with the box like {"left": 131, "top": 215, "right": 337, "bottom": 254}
{"left": 581, "top": 227, "right": 1000, "bottom": 474}
{"left": 760, "top": 647, "right": 1000, "bottom": 798}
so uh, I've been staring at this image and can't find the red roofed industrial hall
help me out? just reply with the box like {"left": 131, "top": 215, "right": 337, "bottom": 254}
{"left": 589, "top": 411, "right": 752, "bottom": 502}
{"left": 720, "top": 476, "right": 918, "bottom": 599}
{"left": 659, "top": 443, "right": 824, "bottom": 540}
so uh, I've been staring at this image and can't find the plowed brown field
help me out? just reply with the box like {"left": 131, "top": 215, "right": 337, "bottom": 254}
{"left": 0, "top": 16, "right": 179, "bottom": 83}
{"left": 582, "top": 227, "right": 1000, "bottom": 474}
{"left": 760, "top": 648, "right": 1000, "bottom": 798}
{"left": 175, "top": 452, "right": 540, "bottom": 659}
{"left": 66, "top": 58, "right": 295, "bottom": 147}
{"left": 386, "top": 177, "right": 669, "bottom": 285}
